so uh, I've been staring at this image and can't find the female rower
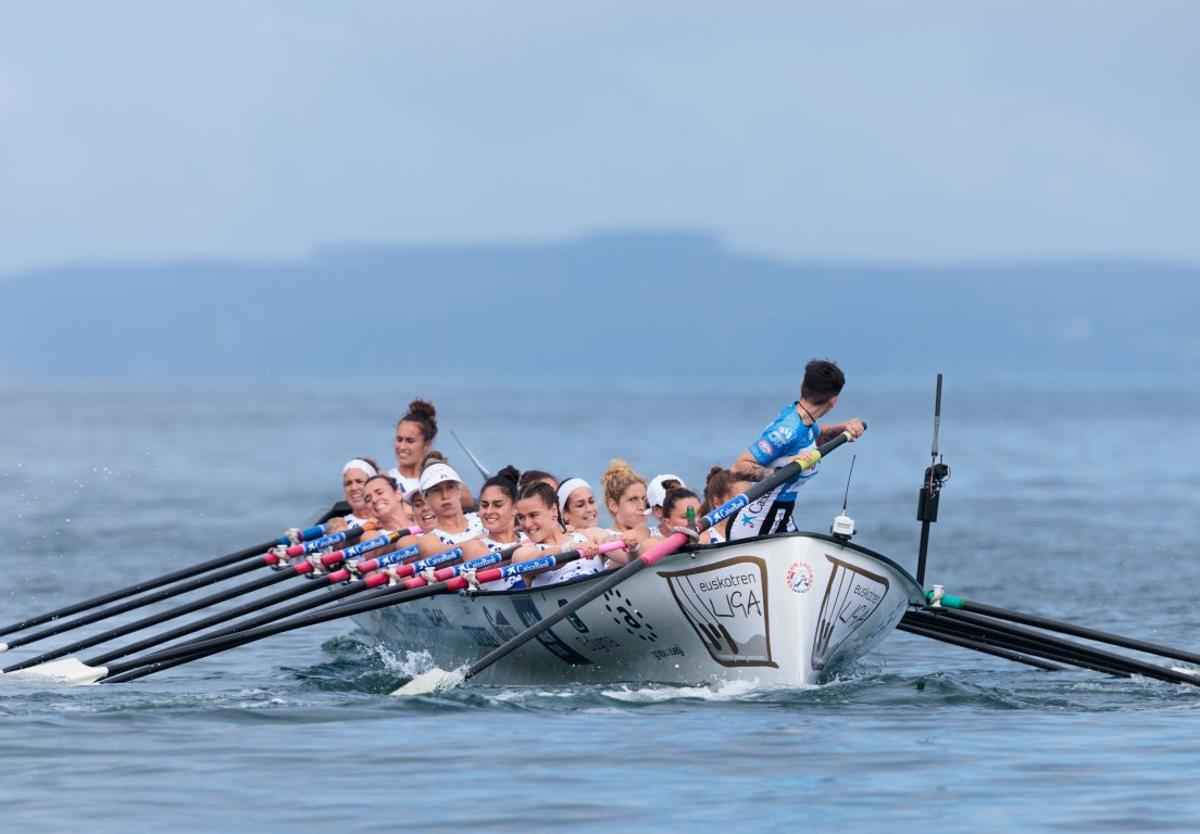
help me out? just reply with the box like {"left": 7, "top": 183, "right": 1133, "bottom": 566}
{"left": 600, "top": 459, "right": 652, "bottom": 539}
{"left": 357, "top": 474, "right": 419, "bottom": 555}
{"left": 518, "top": 469, "right": 557, "bottom": 491}
{"left": 557, "top": 477, "right": 599, "bottom": 531}
{"left": 510, "top": 482, "right": 639, "bottom": 587}
{"left": 477, "top": 466, "right": 525, "bottom": 551}
{"left": 325, "top": 456, "right": 382, "bottom": 534}
{"left": 700, "top": 467, "right": 754, "bottom": 543}
{"left": 475, "top": 466, "right": 527, "bottom": 590}
{"left": 650, "top": 488, "right": 702, "bottom": 540}
{"left": 386, "top": 399, "right": 474, "bottom": 509}
{"left": 412, "top": 462, "right": 488, "bottom": 559}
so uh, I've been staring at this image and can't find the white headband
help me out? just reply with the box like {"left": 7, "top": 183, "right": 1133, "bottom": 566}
{"left": 557, "top": 478, "right": 592, "bottom": 513}
{"left": 342, "top": 458, "right": 378, "bottom": 477}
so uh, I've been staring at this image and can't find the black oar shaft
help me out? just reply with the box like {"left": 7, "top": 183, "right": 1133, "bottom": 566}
{"left": 3, "top": 567, "right": 302, "bottom": 672}
{"left": 903, "top": 611, "right": 1133, "bottom": 677}
{"left": 896, "top": 619, "right": 1063, "bottom": 671}
{"left": 1, "top": 557, "right": 270, "bottom": 652}
{"left": 99, "top": 582, "right": 376, "bottom": 679}
{"left": 85, "top": 575, "right": 331, "bottom": 666}
{"left": 957, "top": 599, "right": 1200, "bottom": 667}
{"left": 0, "top": 538, "right": 280, "bottom": 637}
{"left": 914, "top": 608, "right": 1200, "bottom": 686}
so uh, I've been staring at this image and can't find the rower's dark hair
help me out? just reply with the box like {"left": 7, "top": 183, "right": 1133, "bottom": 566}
{"left": 662, "top": 487, "right": 700, "bottom": 519}
{"left": 701, "top": 466, "right": 732, "bottom": 515}
{"left": 399, "top": 399, "right": 438, "bottom": 441}
{"left": 800, "top": 359, "right": 845, "bottom": 405}
{"left": 518, "top": 469, "right": 557, "bottom": 490}
{"left": 421, "top": 450, "right": 448, "bottom": 469}
{"left": 364, "top": 473, "right": 398, "bottom": 491}
{"left": 519, "top": 481, "right": 565, "bottom": 529}
{"left": 481, "top": 465, "right": 521, "bottom": 503}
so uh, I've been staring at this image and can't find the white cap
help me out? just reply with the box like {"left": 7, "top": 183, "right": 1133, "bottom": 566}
{"left": 646, "top": 473, "right": 685, "bottom": 513}
{"left": 419, "top": 462, "right": 462, "bottom": 494}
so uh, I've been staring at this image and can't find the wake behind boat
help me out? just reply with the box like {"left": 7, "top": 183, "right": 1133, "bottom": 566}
{"left": 354, "top": 532, "right": 923, "bottom": 687}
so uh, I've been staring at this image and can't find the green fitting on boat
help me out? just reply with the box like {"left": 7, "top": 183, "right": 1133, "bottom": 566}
{"left": 924, "top": 589, "right": 965, "bottom": 608}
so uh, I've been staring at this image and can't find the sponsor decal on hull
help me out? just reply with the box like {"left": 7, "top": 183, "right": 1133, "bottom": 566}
{"left": 811, "top": 554, "right": 889, "bottom": 672}
{"left": 659, "top": 555, "right": 777, "bottom": 668}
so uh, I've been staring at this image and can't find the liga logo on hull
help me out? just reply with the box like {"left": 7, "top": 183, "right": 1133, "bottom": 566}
{"left": 659, "top": 555, "right": 777, "bottom": 668}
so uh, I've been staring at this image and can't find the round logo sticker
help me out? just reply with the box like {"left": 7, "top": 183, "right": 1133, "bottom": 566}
{"left": 786, "top": 560, "right": 815, "bottom": 594}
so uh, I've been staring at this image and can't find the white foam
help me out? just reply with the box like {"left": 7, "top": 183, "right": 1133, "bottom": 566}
{"left": 601, "top": 678, "right": 777, "bottom": 703}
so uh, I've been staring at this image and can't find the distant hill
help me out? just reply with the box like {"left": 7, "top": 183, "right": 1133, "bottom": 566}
{"left": 2, "top": 231, "right": 1197, "bottom": 386}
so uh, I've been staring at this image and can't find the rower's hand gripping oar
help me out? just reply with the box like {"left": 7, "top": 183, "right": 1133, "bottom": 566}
{"left": 0, "top": 509, "right": 345, "bottom": 640}
{"left": 395, "top": 426, "right": 865, "bottom": 696}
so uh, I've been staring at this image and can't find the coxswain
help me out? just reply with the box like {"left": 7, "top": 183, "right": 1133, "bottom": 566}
{"left": 728, "top": 359, "right": 863, "bottom": 539}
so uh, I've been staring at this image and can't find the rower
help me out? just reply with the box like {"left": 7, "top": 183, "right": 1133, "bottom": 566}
{"left": 510, "top": 482, "right": 640, "bottom": 587}
{"left": 557, "top": 477, "right": 599, "bottom": 531}
{"left": 728, "top": 358, "right": 863, "bottom": 540}
{"left": 412, "top": 462, "right": 488, "bottom": 559}
{"left": 386, "top": 399, "right": 475, "bottom": 511}
{"left": 325, "top": 457, "right": 381, "bottom": 534}
{"left": 475, "top": 466, "right": 527, "bottom": 590}
{"left": 699, "top": 466, "right": 753, "bottom": 543}
{"left": 600, "top": 459, "right": 653, "bottom": 540}
{"left": 645, "top": 472, "right": 685, "bottom": 528}
{"left": 518, "top": 469, "right": 557, "bottom": 491}
{"left": 648, "top": 487, "right": 701, "bottom": 540}
{"left": 360, "top": 474, "right": 418, "bottom": 554}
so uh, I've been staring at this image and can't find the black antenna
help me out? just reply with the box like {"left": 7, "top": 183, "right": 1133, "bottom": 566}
{"left": 915, "top": 374, "right": 951, "bottom": 588}
{"left": 841, "top": 455, "right": 857, "bottom": 512}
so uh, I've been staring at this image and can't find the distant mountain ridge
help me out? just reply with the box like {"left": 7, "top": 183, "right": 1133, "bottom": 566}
{"left": 2, "top": 231, "right": 1197, "bottom": 384}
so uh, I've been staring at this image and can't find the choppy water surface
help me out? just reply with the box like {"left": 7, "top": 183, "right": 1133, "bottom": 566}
{"left": 2, "top": 380, "right": 1199, "bottom": 832}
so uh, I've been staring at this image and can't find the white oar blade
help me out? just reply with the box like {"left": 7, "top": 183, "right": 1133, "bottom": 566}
{"left": 390, "top": 666, "right": 466, "bottom": 697}
{"left": 0, "top": 642, "right": 8, "bottom": 653}
{"left": 1171, "top": 666, "right": 1200, "bottom": 677}
{"left": 0, "top": 657, "right": 108, "bottom": 686}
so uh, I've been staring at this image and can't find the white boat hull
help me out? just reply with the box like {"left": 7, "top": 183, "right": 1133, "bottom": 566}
{"left": 353, "top": 533, "right": 924, "bottom": 687}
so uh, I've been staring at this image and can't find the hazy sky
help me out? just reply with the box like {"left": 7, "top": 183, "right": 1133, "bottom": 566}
{"left": 2, "top": 2, "right": 1197, "bottom": 277}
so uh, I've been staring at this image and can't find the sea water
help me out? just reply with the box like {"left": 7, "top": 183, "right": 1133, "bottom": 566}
{"left": 2, "top": 379, "right": 1198, "bottom": 832}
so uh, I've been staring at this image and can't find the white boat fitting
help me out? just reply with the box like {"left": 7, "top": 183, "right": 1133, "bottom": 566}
{"left": 354, "top": 532, "right": 924, "bottom": 687}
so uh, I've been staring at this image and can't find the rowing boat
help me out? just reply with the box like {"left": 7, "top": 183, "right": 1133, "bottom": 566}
{"left": 352, "top": 532, "right": 924, "bottom": 686}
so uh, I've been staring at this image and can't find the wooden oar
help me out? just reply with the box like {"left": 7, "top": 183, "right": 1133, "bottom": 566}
{"left": 99, "top": 542, "right": 609, "bottom": 686}
{"left": 395, "top": 427, "right": 863, "bottom": 696}
{"left": 0, "top": 511, "right": 343, "bottom": 639}
{"left": 0, "top": 524, "right": 372, "bottom": 655}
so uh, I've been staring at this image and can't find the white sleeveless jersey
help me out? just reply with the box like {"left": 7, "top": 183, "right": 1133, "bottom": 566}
{"left": 385, "top": 468, "right": 420, "bottom": 495}
{"left": 343, "top": 513, "right": 371, "bottom": 527}
{"left": 530, "top": 532, "right": 604, "bottom": 588}
{"left": 430, "top": 512, "right": 485, "bottom": 547}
